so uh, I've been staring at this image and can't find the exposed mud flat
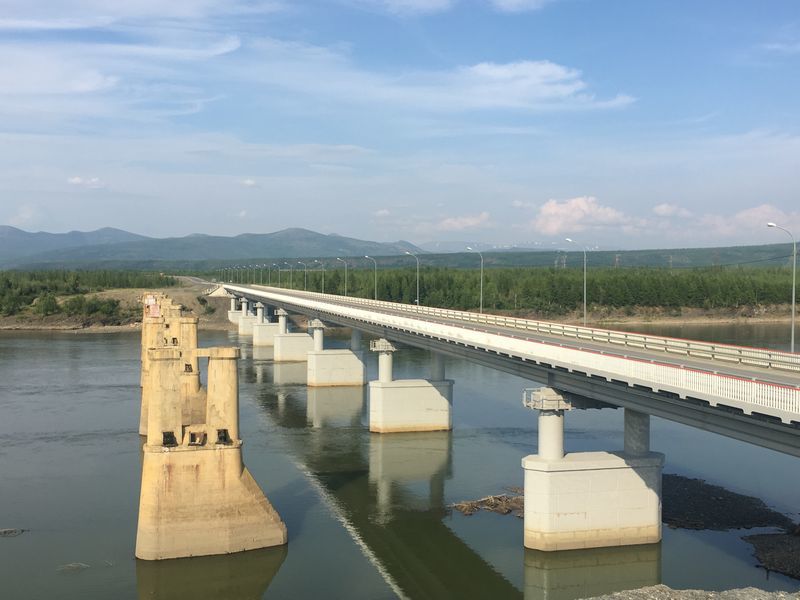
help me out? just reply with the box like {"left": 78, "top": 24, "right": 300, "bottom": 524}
{"left": 451, "top": 474, "right": 799, "bottom": 580}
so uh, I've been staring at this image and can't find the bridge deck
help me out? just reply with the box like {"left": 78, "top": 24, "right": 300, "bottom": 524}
{"left": 223, "top": 284, "right": 800, "bottom": 456}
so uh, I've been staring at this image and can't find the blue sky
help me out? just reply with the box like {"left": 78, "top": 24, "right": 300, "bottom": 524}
{"left": 1, "top": 0, "right": 799, "bottom": 250}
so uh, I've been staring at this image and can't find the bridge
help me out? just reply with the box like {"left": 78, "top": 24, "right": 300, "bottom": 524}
{"left": 221, "top": 283, "right": 800, "bottom": 552}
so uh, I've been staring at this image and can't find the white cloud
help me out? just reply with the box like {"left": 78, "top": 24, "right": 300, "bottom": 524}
{"left": 653, "top": 203, "right": 692, "bottom": 218}
{"left": 237, "top": 209, "right": 247, "bottom": 218}
{"left": 532, "top": 196, "right": 633, "bottom": 235}
{"left": 699, "top": 204, "right": 800, "bottom": 239}
{"left": 240, "top": 40, "right": 633, "bottom": 113}
{"left": 374, "top": 208, "right": 391, "bottom": 217}
{"left": 241, "top": 178, "right": 257, "bottom": 187}
{"left": 437, "top": 211, "right": 490, "bottom": 231}
{"left": 67, "top": 175, "right": 106, "bottom": 189}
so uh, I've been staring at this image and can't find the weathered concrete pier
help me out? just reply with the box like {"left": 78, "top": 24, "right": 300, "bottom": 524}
{"left": 136, "top": 293, "right": 287, "bottom": 561}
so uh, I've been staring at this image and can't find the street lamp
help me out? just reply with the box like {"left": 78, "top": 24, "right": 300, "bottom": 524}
{"left": 768, "top": 222, "right": 797, "bottom": 353}
{"left": 364, "top": 256, "right": 378, "bottom": 300}
{"left": 466, "top": 246, "right": 484, "bottom": 314}
{"left": 405, "top": 251, "right": 420, "bottom": 306}
{"left": 273, "top": 263, "right": 281, "bottom": 287}
{"left": 315, "top": 260, "right": 325, "bottom": 293}
{"left": 336, "top": 257, "right": 348, "bottom": 296}
{"left": 284, "top": 262, "right": 293, "bottom": 289}
{"left": 297, "top": 261, "right": 308, "bottom": 290}
{"left": 565, "top": 238, "right": 588, "bottom": 326}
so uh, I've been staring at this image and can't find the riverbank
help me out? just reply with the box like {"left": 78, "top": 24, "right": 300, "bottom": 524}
{"left": 0, "top": 280, "right": 233, "bottom": 332}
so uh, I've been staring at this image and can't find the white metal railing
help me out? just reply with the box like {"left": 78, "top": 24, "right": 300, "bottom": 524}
{"left": 224, "top": 285, "right": 800, "bottom": 423}
{"left": 229, "top": 285, "right": 800, "bottom": 373}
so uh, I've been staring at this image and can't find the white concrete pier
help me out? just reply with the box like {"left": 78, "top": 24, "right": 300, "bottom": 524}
{"left": 306, "top": 320, "right": 366, "bottom": 387}
{"left": 368, "top": 340, "right": 454, "bottom": 433}
{"left": 522, "top": 388, "right": 663, "bottom": 551}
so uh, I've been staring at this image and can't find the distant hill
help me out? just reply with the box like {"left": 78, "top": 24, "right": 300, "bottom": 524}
{"left": 0, "top": 226, "right": 150, "bottom": 263}
{"left": 1, "top": 226, "right": 421, "bottom": 269}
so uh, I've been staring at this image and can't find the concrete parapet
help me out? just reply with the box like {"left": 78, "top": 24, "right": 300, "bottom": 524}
{"left": 307, "top": 350, "right": 366, "bottom": 387}
{"left": 368, "top": 379, "right": 454, "bottom": 433}
{"left": 521, "top": 451, "right": 663, "bottom": 552}
{"left": 253, "top": 322, "right": 281, "bottom": 346}
{"left": 227, "top": 309, "right": 241, "bottom": 325}
{"left": 273, "top": 333, "right": 314, "bottom": 362}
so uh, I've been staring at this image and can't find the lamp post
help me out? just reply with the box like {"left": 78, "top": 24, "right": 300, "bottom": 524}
{"left": 259, "top": 264, "right": 264, "bottom": 285}
{"left": 297, "top": 261, "right": 308, "bottom": 290}
{"left": 284, "top": 262, "right": 293, "bottom": 289}
{"left": 565, "top": 238, "right": 588, "bottom": 326}
{"left": 364, "top": 255, "right": 378, "bottom": 300}
{"left": 768, "top": 222, "right": 797, "bottom": 353}
{"left": 405, "top": 251, "right": 420, "bottom": 306}
{"left": 466, "top": 246, "right": 484, "bottom": 314}
{"left": 315, "top": 260, "right": 325, "bottom": 293}
{"left": 336, "top": 257, "right": 348, "bottom": 296}
{"left": 274, "top": 263, "right": 281, "bottom": 287}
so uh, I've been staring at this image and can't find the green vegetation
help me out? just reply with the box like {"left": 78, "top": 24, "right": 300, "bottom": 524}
{"left": 219, "top": 266, "right": 797, "bottom": 316}
{"left": 0, "top": 270, "right": 176, "bottom": 318}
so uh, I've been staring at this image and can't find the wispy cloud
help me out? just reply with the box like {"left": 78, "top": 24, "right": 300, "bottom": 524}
{"left": 652, "top": 203, "right": 692, "bottom": 218}
{"left": 437, "top": 211, "right": 491, "bottom": 231}
{"left": 532, "top": 196, "right": 637, "bottom": 235}
{"left": 489, "top": 0, "right": 552, "bottom": 13}
{"left": 67, "top": 175, "right": 106, "bottom": 189}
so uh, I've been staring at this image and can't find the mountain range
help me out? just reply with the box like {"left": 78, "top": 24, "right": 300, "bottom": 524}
{"left": 0, "top": 226, "right": 421, "bottom": 269}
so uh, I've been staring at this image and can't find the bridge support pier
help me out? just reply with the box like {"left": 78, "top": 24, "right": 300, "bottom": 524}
{"left": 238, "top": 298, "right": 257, "bottom": 335}
{"left": 253, "top": 306, "right": 281, "bottom": 346}
{"left": 273, "top": 309, "right": 314, "bottom": 362}
{"left": 306, "top": 320, "right": 366, "bottom": 387}
{"left": 227, "top": 297, "right": 241, "bottom": 324}
{"left": 136, "top": 346, "right": 287, "bottom": 560}
{"left": 368, "top": 341, "right": 453, "bottom": 433}
{"left": 522, "top": 388, "right": 663, "bottom": 552}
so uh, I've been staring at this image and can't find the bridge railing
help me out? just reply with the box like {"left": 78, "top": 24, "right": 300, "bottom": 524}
{"left": 228, "top": 285, "right": 800, "bottom": 373}
{"left": 225, "top": 285, "right": 800, "bottom": 423}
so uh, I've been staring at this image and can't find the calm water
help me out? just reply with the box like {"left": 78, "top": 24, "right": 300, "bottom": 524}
{"left": 1, "top": 322, "right": 799, "bottom": 599}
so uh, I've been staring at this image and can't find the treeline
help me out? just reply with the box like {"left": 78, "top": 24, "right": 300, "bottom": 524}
{"left": 0, "top": 270, "right": 176, "bottom": 317}
{"left": 219, "top": 266, "right": 796, "bottom": 315}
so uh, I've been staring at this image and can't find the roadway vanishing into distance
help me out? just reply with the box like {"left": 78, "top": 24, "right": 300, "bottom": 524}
{"left": 222, "top": 284, "right": 800, "bottom": 457}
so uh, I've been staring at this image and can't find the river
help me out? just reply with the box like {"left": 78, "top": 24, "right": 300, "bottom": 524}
{"left": 1, "top": 321, "right": 799, "bottom": 599}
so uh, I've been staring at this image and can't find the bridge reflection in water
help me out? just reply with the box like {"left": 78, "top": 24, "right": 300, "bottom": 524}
{"left": 246, "top": 358, "right": 662, "bottom": 600}
{"left": 136, "top": 546, "right": 287, "bottom": 600}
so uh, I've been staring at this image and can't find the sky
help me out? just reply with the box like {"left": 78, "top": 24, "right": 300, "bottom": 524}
{"left": 0, "top": 0, "right": 799, "bottom": 250}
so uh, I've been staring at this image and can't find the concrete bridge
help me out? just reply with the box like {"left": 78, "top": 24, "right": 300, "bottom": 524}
{"left": 222, "top": 283, "right": 800, "bottom": 552}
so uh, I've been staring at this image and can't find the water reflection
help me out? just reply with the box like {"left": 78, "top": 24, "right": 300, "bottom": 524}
{"left": 368, "top": 431, "right": 451, "bottom": 520}
{"left": 307, "top": 386, "right": 365, "bottom": 428}
{"left": 136, "top": 546, "right": 287, "bottom": 599}
{"left": 272, "top": 362, "right": 307, "bottom": 386}
{"left": 254, "top": 378, "right": 522, "bottom": 598}
{"left": 524, "top": 544, "right": 661, "bottom": 600}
